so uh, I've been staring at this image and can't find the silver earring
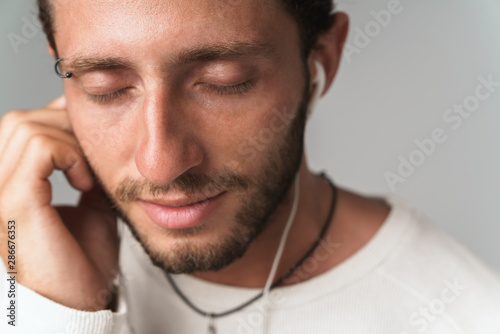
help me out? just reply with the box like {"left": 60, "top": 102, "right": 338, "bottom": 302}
{"left": 55, "top": 58, "right": 72, "bottom": 79}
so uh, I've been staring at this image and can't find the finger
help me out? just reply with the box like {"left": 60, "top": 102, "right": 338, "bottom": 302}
{"left": 0, "top": 109, "right": 73, "bottom": 157}
{"left": 0, "top": 122, "right": 79, "bottom": 186}
{"left": 45, "top": 95, "right": 67, "bottom": 110}
{"left": 79, "top": 184, "right": 118, "bottom": 218}
{"left": 15, "top": 134, "right": 94, "bottom": 202}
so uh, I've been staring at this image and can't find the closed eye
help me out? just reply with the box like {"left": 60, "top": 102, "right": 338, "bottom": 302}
{"left": 87, "top": 88, "right": 130, "bottom": 104}
{"left": 201, "top": 80, "right": 254, "bottom": 96}
{"left": 86, "top": 80, "right": 254, "bottom": 104}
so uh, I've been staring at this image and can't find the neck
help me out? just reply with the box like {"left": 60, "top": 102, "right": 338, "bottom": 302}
{"left": 191, "top": 157, "right": 335, "bottom": 288}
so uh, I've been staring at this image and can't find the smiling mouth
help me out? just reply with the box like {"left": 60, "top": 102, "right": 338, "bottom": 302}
{"left": 138, "top": 192, "right": 228, "bottom": 230}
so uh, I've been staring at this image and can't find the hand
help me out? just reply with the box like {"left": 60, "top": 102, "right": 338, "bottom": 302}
{"left": 0, "top": 96, "right": 120, "bottom": 311}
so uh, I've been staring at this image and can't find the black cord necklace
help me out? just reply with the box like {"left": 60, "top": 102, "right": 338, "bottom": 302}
{"left": 165, "top": 172, "right": 338, "bottom": 332}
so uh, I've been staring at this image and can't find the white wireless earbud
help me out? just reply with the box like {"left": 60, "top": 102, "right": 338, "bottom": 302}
{"left": 308, "top": 61, "right": 326, "bottom": 116}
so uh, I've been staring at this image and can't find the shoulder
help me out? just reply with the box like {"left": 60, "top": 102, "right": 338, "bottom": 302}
{"left": 378, "top": 196, "right": 500, "bottom": 328}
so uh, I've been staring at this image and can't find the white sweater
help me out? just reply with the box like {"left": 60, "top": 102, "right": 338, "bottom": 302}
{"left": 2, "top": 196, "right": 500, "bottom": 334}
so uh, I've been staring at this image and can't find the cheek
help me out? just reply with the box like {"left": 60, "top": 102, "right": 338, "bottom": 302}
{"left": 201, "top": 91, "right": 301, "bottom": 175}
{"left": 67, "top": 102, "right": 134, "bottom": 188}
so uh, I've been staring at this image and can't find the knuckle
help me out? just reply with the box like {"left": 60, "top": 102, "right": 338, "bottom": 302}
{"left": 15, "top": 121, "right": 40, "bottom": 139}
{"left": 27, "top": 134, "right": 53, "bottom": 152}
{"left": 0, "top": 110, "right": 25, "bottom": 130}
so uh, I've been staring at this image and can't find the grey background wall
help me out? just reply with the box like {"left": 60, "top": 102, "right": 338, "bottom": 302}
{"left": 1, "top": 0, "right": 499, "bottom": 270}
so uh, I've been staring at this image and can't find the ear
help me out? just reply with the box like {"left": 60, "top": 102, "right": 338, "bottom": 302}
{"left": 308, "top": 12, "right": 349, "bottom": 98}
{"left": 47, "top": 44, "right": 57, "bottom": 58}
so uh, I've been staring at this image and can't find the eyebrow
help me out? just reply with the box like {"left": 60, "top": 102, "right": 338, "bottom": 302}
{"left": 172, "top": 41, "right": 276, "bottom": 64}
{"left": 66, "top": 41, "right": 276, "bottom": 73}
{"left": 66, "top": 57, "right": 132, "bottom": 73}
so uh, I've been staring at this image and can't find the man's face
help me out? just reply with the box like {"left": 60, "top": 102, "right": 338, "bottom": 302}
{"left": 54, "top": 0, "right": 309, "bottom": 273}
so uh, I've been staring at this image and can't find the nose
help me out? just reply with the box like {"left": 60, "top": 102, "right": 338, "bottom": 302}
{"left": 135, "top": 87, "right": 204, "bottom": 186}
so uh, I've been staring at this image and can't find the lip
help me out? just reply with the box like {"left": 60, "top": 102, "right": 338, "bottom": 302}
{"left": 139, "top": 192, "right": 226, "bottom": 230}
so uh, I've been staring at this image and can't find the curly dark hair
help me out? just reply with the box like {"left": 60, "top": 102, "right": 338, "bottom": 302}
{"left": 37, "top": 0, "right": 335, "bottom": 60}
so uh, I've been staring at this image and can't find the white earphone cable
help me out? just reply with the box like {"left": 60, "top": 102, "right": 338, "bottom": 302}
{"left": 261, "top": 62, "right": 325, "bottom": 332}
{"left": 261, "top": 172, "right": 300, "bottom": 333}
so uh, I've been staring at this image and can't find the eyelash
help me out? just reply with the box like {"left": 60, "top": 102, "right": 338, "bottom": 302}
{"left": 201, "top": 81, "right": 255, "bottom": 96}
{"left": 87, "top": 88, "right": 130, "bottom": 104}
{"left": 87, "top": 81, "right": 254, "bottom": 104}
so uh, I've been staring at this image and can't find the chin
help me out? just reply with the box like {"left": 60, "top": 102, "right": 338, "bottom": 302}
{"left": 121, "top": 198, "right": 256, "bottom": 274}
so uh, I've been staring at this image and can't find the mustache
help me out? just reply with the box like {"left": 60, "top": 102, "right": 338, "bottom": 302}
{"left": 115, "top": 169, "right": 250, "bottom": 203}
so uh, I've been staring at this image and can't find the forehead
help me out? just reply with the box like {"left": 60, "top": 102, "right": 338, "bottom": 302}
{"left": 53, "top": 0, "right": 296, "bottom": 61}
